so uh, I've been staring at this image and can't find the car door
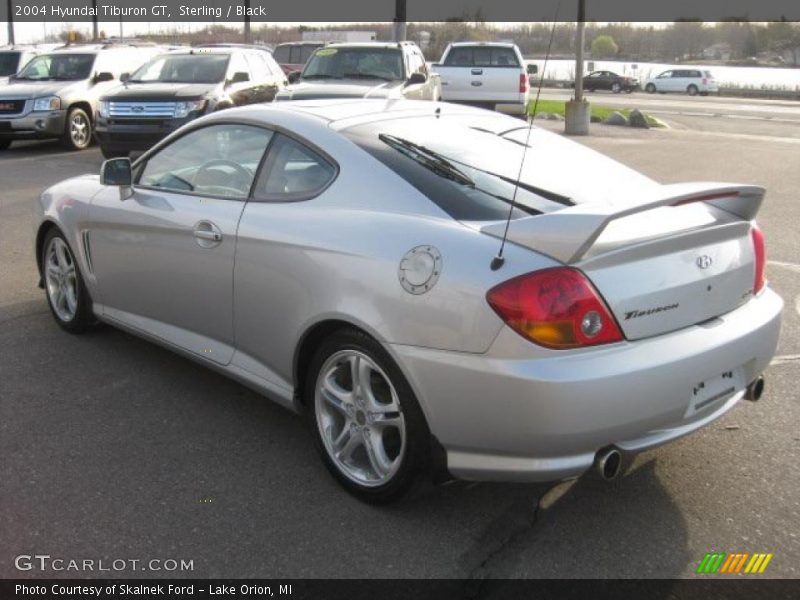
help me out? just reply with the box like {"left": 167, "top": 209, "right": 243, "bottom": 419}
{"left": 233, "top": 132, "right": 338, "bottom": 388}
{"left": 87, "top": 123, "right": 274, "bottom": 365}
{"left": 655, "top": 70, "right": 673, "bottom": 91}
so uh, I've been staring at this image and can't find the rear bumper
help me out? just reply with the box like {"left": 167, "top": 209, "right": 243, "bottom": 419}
{"left": 0, "top": 110, "right": 66, "bottom": 139}
{"left": 390, "top": 288, "right": 783, "bottom": 482}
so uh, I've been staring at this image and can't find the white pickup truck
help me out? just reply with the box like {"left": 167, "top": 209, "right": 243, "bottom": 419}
{"left": 430, "top": 42, "right": 535, "bottom": 116}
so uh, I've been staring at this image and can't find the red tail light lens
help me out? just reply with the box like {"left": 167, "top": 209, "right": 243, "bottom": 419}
{"left": 487, "top": 268, "right": 624, "bottom": 349}
{"left": 751, "top": 225, "right": 766, "bottom": 294}
{"left": 519, "top": 73, "right": 528, "bottom": 93}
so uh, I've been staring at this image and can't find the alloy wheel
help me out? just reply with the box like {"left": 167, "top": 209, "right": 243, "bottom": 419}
{"left": 70, "top": 113, "right": 90, "bottom": 147}
{"left": 315, "top": 350, "right": 406, "bottom": 487}
{"left": 45, "top": 237, "right": 78, "bottom": 322}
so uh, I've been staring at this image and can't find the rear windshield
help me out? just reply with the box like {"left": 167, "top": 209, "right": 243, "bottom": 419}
{"left": 0, "top": 52, "right": 21, "bottom": 76}
{"left": 16, "top": 53, "right": 95, "bottom": 81}
{"left": 342, "top": 118, "right": 572, "bottom": 222}
{"left": 129, "top": 54, "right": 230, "bottom": 84}
{"left": 443, "top": 46, "right": 520, "bottom": 67}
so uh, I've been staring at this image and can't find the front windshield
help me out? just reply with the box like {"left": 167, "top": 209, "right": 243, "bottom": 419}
{"left": 303, "top": 47, "right": 404, "bottom": 81}
{"left": 0, "top": 52, "right": 21, "bottom": 76}
{"left": 129, "top": 54, "right": 229, "bottom": 84}
{"left": 16, "top": 54, "right": 95, "bottom": 81}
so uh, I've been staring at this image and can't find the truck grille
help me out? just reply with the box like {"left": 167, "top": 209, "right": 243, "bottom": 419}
{"left": 108, "top": 101, "right": 177, "bottom": 118}
{"left": 0, "top": 100, "right": 26, "bottom": 115}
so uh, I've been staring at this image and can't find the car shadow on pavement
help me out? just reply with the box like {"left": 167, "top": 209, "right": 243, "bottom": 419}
{"left": 0, "top": 312, "right": 688, "bottom": 580}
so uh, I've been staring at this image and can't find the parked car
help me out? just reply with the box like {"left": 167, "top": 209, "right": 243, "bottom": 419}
{"left": 94, "top": 47, "right": 287, "bottom": 158}
{"left": 0, "top": 44, "right": 158, "bottom": 150}
{"left": 272, "top": 41, "right": 326, "bottom": 75}
{"left": 431, "top": 42, "right": 534, "bottom": 115}
{"left": 644, "top": 69, "right": 718, "bottom": 95}
{"left": 575, "top": 70, "right": 638, "bottom": 93}
{"left": 275, "top": 42, "right": 440, "bottom": 102}
{"left": 34, "top": 100, "right": 782, "bottom": 503}
{"left": 0, "top": 45, "right": 40, "bottom": 85}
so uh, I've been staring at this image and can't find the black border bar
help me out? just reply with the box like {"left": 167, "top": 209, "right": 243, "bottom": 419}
{"left": 2, "top": 0, "right": 800, "bottom": 23}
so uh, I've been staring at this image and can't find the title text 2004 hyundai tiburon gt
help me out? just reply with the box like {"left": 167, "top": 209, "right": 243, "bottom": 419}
{"left": 34, "top": 100, "right": 782, "bottom": 502}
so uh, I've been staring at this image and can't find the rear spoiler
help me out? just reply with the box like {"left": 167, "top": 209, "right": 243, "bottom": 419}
{"left": 481, "top": 183, "right": 764, "bottom": 264}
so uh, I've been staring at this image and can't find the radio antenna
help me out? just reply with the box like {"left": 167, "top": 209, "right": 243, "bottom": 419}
{"left": 491, "top": 4, "right": 562, "bottom": 271}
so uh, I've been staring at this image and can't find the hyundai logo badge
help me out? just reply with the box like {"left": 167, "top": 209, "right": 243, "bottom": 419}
{"left": 696, "top": 255, "right": 713, "bottom": 269}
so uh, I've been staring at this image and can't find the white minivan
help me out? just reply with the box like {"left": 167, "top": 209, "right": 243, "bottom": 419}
{"left": 643, "top": 69, "right": 718, "bottom": 96}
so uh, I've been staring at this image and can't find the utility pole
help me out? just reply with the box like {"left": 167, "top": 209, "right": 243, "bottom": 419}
{"left": 6, "top": 0, "right": 15, "bottom": 45}
{"left": 243, "top": 0, "right": 251, "bottom": 43}
{"left": 564, "top": 0, "right": 590, "bottom": 135}
{"left": 393, "top": 0, "right": 407, "bottom": 42}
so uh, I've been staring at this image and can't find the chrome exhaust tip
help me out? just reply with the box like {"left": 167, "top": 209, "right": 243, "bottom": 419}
{"left": 745, "top": 376, "right": 765, "bottom": 402}
{"left": 595, "top": 447, "right": 622, "bottom": 481}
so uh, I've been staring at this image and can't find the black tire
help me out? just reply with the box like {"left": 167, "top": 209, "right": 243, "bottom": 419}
{"left": 100, "top": 146, "right": 129, "bottom": 159}
{"left": 305, "top": 328, "right": 431, "bottom": 504}
{"left": 645, "top": 83, "right": 656, "bottom": 94}
{"left": 61, "top": 107, "right": 92, "bottom": 150}
{"left": 611, "top": 82, "right": 622, "bottom": 94}
{"left": 41, "top": 228, "right": 95, "bottom": 334}
{"left": 0, "top": 140, "right": 11, "bottom": 150}
{"left": 687, "top": 84, "right": 699, "bottom": 96}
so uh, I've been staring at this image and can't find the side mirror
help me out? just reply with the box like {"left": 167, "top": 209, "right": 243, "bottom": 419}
{"left": 230, "top": 71, "right": 250, "bottom": 84}
{"left": 287, "top": 71, "right": 301, "bottom": 84}
{"left": 101, "top": 158, "right": 134, "bottom": 199}
{"left": 120, "top": 72, "right": 130, "bottom": 82}
{"left": 406, "top": 72, "right": 427, "bottom": 86}
{"left": 94, "top": 71, "right": 114, "bottom": 84}
{"left": 526, "top": 64, "right": 538, "bottom": 75}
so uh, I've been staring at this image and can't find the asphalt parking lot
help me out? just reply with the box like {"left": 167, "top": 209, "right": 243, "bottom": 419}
{"left": 1, "top": 111, "right": 798, "bottom": 584}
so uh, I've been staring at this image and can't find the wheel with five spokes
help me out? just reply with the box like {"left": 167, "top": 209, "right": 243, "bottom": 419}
{"left": 306, "top": 329, "right": 430, "bottom": 503}
{"left": 42, "top": 228, "right": 95, "bottom": 333}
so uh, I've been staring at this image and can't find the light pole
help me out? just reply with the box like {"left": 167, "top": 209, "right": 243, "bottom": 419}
{"left": 564, "top": 0, "right": 590, "bottom": 135}
{"left": 393, "top": 0, "right": 407, "bottom": 42}
{"left": 6, "top": 0, "right": 15, "bottom": 45}
{"left": 243, "top": 0, "right": 251, "bottom": 43}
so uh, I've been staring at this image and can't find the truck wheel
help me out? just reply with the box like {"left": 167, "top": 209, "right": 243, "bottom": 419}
{"left": 645, "top": 83, "right": 656, "bottom": 93}
{"left": 611, "top": 82, "right": 622, "bottom": 93}
{"left": 61, "top": 107, "right": 92, "bottom": 150}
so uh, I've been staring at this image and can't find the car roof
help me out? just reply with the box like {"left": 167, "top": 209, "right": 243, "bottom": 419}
{"left": 324, "top": 42, "right": 411, "bottom": 50}
{"left": 214, "top": 99, "right": 521, "bottom": 132}
{"left": 166, "top": 47, "right": 235, "bottom": 56}
{"left": 448, "top": 41, "right": 517, "bottom": 48}
{"left": 276, "top": 41, "right": 327, "bottom": 47}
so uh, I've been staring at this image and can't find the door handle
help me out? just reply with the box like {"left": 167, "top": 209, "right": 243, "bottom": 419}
{"left": 193, "top": 221, "right": 223, "bottom": 247}
{"left": 471, "top": 81, "right": 483, "bottom": 87}
{"left": 193, "top": 230, "right": 221, "bottom": 242}
{"left": 471, "top": 68, "right": 483, "bottom": 75}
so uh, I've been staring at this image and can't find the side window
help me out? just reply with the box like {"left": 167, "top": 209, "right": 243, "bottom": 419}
{"left": 227, "top": 52, "right": 251, "bottom": 81}
{"left": 273, "top": 46, "right": 289, "bottom": 63}
{"left": 254, "top": 134, "right": 336, "bottom": 201}
{"left": 659, "top": 71, "right": 671, "bottom": 78}
{"left": 138, "top": 125, "right": 274, "bottom": 199}
{"left": 301, "top": 45, "right": 319, "bottom": 63}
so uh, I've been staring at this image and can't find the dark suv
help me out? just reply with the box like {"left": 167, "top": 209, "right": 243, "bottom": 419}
{"left": 94, "top": 47, "right": 286, "bottom": 157}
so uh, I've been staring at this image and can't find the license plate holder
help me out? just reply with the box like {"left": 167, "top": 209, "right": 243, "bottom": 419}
{"left": 685, "top": 367, "right": 744, "bottom": 417}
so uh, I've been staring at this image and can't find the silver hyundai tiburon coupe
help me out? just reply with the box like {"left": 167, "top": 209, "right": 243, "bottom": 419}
{"left": 34, "top": 100, "right": 783, "bottom": 503}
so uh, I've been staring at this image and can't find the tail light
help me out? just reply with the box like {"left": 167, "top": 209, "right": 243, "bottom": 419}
{"left": 751, "top": 225, "right": 766, "bottom": 294}
{"left": 487, "top": 268, "right": 624, "bottom": 349}
{"left": 519, "top": 73, "right": 528, "bottom": 93}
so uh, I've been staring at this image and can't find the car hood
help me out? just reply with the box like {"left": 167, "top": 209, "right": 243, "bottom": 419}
{"left": 276, "top": 79, "right": 404, "bottom": 101}
{"left": 0, "top": 79, "right": 84, "bottom": 99}
{"left": 101, "top": 82, "right": 219, "bottom": 101}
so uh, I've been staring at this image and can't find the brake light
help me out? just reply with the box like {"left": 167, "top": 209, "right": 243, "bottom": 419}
{"left": 519, "top": 73, "right": 528, "bottom": 93}
{"left": 751, "top": 225, "right": 766, "bottom": 294}
{"left": 487, "top": 268, "right": 624, "bottom": 349}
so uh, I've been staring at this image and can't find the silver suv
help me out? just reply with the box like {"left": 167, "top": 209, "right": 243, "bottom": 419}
{"left": 0, "top": 43, "right": 159, "bottom": 151}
